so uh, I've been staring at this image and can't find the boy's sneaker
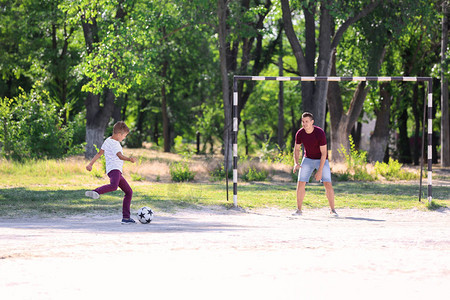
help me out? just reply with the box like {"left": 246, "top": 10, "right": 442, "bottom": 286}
{"left": 330, "top": 209, "right": 339, "bottom": 217}
{"left": 292, "top": 209, "right": 303, "bottom": 216}
{"left": 85, "top": 190, "right": 100, "bottom": 199}
{"left": 121, "top": 218, "right": 137, "bottom": 225}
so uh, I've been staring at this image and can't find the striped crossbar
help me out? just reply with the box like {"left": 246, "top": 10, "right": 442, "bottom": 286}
{"left": 230, "top": 75, "right": 434, "bottom": 207}
{"left": 234, "top": 75, "right": 431, "bottom": 82}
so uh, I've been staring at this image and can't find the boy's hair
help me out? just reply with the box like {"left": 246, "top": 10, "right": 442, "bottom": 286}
{"left": 302, "top": 112, "right": 314, "bottom": 120}
{"left": 113, "top": 121, "right": 130, "bottom": 134}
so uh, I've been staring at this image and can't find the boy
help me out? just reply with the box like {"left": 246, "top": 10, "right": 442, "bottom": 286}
{"left": 293, "top": 112, "right": 338, "bottom": 217}
{"left": 85, "top": 121, "right": 137, "bottom": 224}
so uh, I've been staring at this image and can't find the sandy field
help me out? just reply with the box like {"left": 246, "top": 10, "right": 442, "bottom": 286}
{"left": 1, "top": 207, "right": 449, "bottom": 300}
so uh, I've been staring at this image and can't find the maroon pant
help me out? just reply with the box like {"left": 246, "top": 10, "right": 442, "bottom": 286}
{"left": 95, "top": 169, "right": 133, "bottom": 219}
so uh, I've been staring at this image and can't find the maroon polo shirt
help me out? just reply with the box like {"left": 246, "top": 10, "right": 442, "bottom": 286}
{"left": 295, "top": 126, "right": 328, "bottom": 159}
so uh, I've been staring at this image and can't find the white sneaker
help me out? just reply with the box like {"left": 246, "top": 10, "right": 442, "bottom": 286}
{"left": 330, "top": 209, "right": 338, "bottom": 217}
{"left": 85, "top": 190, "right": 100, "bottom": 199}
{"left": 292, "top": 209, "right": 303, "bottom": 216}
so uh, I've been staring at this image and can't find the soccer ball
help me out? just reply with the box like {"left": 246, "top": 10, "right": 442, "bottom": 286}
{"left": 137, "top": 206, "right": 154, "bottom": 224}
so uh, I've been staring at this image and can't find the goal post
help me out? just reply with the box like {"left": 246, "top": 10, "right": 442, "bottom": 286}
{"left": 230, "top": 75, "right": 434, "bottom": 206}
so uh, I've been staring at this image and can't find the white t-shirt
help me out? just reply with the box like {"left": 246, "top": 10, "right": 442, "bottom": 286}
{"left": 101, "top": 137, "right": 124, "bottom": 174}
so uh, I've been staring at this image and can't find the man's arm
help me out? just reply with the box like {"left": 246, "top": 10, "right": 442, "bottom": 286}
{"left": 315, "top": 144, "right": 328, "bottom": 181}
{"left": 293, "top": 143, "right": 301, "bottom": 173}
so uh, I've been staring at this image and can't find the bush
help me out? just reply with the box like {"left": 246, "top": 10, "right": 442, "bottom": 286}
{"left": 374, "top": 158, "right": 418, "bottom": 180}
{"left": 0, "top": 88, "right": 78, "bottom": 161}
{"left": 130, "top": 172, "right": 144, "bottom": 181}
{"left": 173, "top": 135, "right": 193, "bottom": 155}
{"left": 93, "top": 144, "right": 106, "bottom": 173}
{"left": 338, "top": 135, "right": 376, "bottom": 181}
{"left": 124, "top": 130, "right": 143, "bottom": 148}
{"left": 291, "top": 170, "right": 299, "bottom": 182}
{"left": 241, "top": 167, "right": 268, "bottom": 182}
{"left": 169, "top": 161, "right": 195, "bottom": 182}
{"left": 210, "top": 164, "right": 232, "bottom": 181}
{"left": 66, "top": 112, "right": 86, "bottom": 156}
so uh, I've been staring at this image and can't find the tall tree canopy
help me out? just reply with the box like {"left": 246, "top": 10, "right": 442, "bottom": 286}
{"left": 0, "top": 0, "right": 447, "bottom": 166}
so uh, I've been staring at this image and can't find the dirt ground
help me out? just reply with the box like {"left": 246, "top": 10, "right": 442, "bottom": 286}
{"left": 1, "top": 207, "right": 449, "bottom": 300}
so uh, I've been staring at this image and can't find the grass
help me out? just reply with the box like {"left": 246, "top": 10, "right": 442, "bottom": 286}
{"left": 0, "top": 156, "right": 448, "bottom": 218}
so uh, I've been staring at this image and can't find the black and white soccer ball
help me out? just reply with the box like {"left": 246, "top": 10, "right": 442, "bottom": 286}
{"left": 137, "top": 206, "right": 154, "bottom": 224}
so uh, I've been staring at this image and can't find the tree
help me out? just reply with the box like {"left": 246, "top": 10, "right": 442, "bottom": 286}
{"left": 0, "top": 1, "right": 33, "bottom": 99}
{"left": 61, "top": 0, "right": 131, "bottom": 158}
{"left": 277, "top": 26, "right": 285, "bottom": 150}
{"left": 217, "top": 0, "right": 281, "bottom": 167}
{"left": 329, "top": 1, "right": 399, "bottom": 162}
{"left": 217, "top": 0, "right": 231, "bottom": 166}
{"left": 280, "top": 0, "right": 381, "bottom": 130}
{"left": 441, "top": 0, "right": 450, "bottom": 166}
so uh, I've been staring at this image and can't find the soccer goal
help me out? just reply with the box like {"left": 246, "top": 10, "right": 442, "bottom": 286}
{"left": 229, "top": 75, "right": 434, "bottom": 207}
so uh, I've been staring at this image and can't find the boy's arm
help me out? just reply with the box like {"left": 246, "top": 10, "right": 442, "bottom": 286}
{"left": 86, "top": 149, "right": 104, "bottom": 171}
{"left": 117, "top": 152, "right": 136, "bottom": 163}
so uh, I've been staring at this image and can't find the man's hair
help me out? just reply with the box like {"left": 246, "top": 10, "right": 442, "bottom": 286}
{"left": 302, "top": 112, "right": 314, "bottom": 120}
{"left": 113, "top": 121, "right": 130, "bottom": 134}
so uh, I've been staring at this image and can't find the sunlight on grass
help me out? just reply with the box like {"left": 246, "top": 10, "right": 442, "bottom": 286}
{"left": 0, "top": 158, "right": 86, "bottom": 176}
{"left": 0, "top": 156, "right": 448, "bottom": 217}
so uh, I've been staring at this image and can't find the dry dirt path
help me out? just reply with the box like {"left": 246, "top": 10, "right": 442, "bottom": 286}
{"left": 1, "top": 207, "right": 449, "bottom": 299}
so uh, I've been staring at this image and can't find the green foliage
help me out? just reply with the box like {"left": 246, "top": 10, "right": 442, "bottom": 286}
{"left": 90, "top": 168, "right": 104, "bottom": 179}
{"left": 241, "top": 167, "right": 268, "bottom": 182}
{"left": 291, "top": 170, "right": 299, "bottom": 182}
{"left": 195, "top": 102, "right": 223, "bottom": 153}
{"left": 427, "top": 200, "right": 446, "bottom": 211}
{"left": 169, "top": 161, "right": 195, "bottom": 182}
{"left": 0, "top": 87, "right": 77, "bottom": 161}
{"left": 0, "top": 156, "right": 448, "bottom": 216}
{"left": 258, "top": 136, "right": 276, "bottom": 163}
{"left": 210, "top": 164, "right": 233, "bottom": 181}
{"left": 338, "top": 135, "right": 376, "bottom": 181}
{"left": 374, "top": 158, "right": 419, "bottom": 180}
{"left": 0, "top": 0, "right": 445, "bottom": 165}
{"left": 93, "top": 144, "right": 106, "bottom": 174}
{"left": 130, "top": 172, "right": 144, "bottom": 181}
{"left": 262, "top": 146, "right": 294, "bottom": 166}
{"left": 334, "top": 172, "right": 351, "bottom": 182}
{"left": 173, "top": 136, "right": 193, "bottom": 155}
{"left": 125, "top": 130, "right": 144, "bottom": 149}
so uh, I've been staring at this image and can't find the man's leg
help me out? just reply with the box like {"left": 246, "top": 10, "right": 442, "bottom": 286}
{"left": 296, "top": 158, "right": 314, "bottom": 213}
{"left": 296, "top": 181, "right": 307, "bottom": 211}
{"left": 323, "top": 182, "right": 335, "bottom": 210}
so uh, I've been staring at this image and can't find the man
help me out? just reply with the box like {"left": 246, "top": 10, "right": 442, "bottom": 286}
{"left": 293, "top": 112, "right": 338, "bottom": 217}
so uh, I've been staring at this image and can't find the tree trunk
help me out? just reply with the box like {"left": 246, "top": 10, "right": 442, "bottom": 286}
{"left": 328, "top": 47, "right": 368, "bottom": 161}
{"left": 161, "top": 60, "right": 170, "bottom": 152}
{"left": 369, "top": 83, "right": 392, "bottom": 162}
{"left": 441, "top": 1, "right": 450, "bottom": 166}
{"left": 330, "top": 81, "right": 368, "bottom": 160}
{"left": 351, "top": 121, "right": 362, "bottom": 150}
{"left": 313, "top": 3, "right": 333, "bottom": 129}
{"left": 397, "top": 106, "right": 412, "bottom": 164}
{"left": 277, "top": 33, "right": 285, "bottom": 150}
{"left": 82, "top": 16, "right": 116, "bottom": 159}
{"left": 290, "top": 105, "right": 297, "bottom": 151}
{"left": 153, "top": 118, "right": 160, "bottom": 146}
{"left": 217, "top": 0, "right": 232, "bottom": 169}
{"left": 281, "top": 0, "right": 381, "bottom": 130}
{"left": 411, "top": 83, "right": 421, "bottom": 165}
{"left": 243, "top": 120, "right": 249, "bottom": 155}
{"left": 85, "top": 89, "right": 116, "bottom": 158}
